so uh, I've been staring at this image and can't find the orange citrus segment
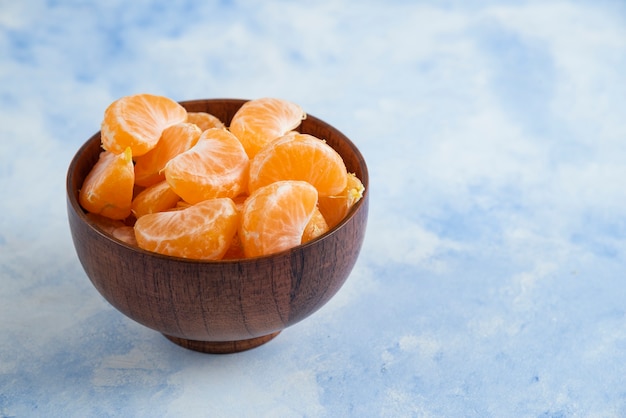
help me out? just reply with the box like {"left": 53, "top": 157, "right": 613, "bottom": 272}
{"left": 83, "top": 214, "right": 137, "bottom": 245}
{"left": 229, "top": 98, "right": 306, "bottom": 158}
{"left": 101, "top": 93, "right": 187, "bottom": 157}
{"left": 111, "top": 226, "right": 138, "bottom": 246}
{"left": 85, "top": 212, "right": 126, "bottom": 234}
{"left": 221, "top": 194, "right": 249, "bottom": 259}
{"left": 163, "top": 128, "right": 249, "bottom": 204}
{"left": 134, "top": 198, "right": 239, "bottom": 260}
{"left": 81, "top": 94, "right": 361, "bottom": 260}
{"left": 239, "top": 180, "right": 318, "bottom": 257}
{"left": 248, "top": 133, "right": 348, "bottom": 197}
{"left": 318, "top": 172, "right": 364, "bottom": 228}
{"left": 79, "top": 147, "right": 134, "bottom": 220}
{"left": 134, "top": 122, "right": 202, "bottom": 187}
{"left": 187, "top": 112, "right": 225, "bottom": 131}
{"left": 232, "top": 193, "right": 248, "bottom": 209}
{"left": 222, "top": 231, "right": 245, "bottom": 260}
{"left": 131, "top": 180, "right": 181, "bottom": 218}
{"left": 302, "top": 206, "right": 329, "bottom": 244}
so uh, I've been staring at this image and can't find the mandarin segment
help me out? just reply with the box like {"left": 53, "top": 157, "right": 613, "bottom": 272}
{"left": 221, "top": 194, "right": 249, "bottom": 259}
{"left": 248, "top": 133, "right": 348, "bottom": 197}
{"left": 187, "top": 111, "right": 225, "bottom": 131}
{"left": 239, "top": 180, "right": 318, "bottom": 258}
{"left": 302, "top": 206, "right": 329, "bottom": 244}
{"left": 134, "top": 122, "right": 202, "bottom": 187}
{"left": 318, "top": 172, "right": 365, "bottom": 228}
{"left": 83, "top": 214, "right": 137, "bottom": 246}
{"left": 80, "top": 95, "right": 362, "bottom": 260}
{"left": 222, "top": 231, "right": 245, "bottom": 260}
{"left": 131, "top": 180, "right": 181, "bottom": 218}
{"left": 134, "top": 198, "right": 239, "bottom": 260}
{"left": 229, "top": 97, "right": 306, "bottom": 158}
{"left": 85, "top": 212, "right": 127, "bottom": 234}
{"left": 111, "top": 226, "right": 138, "bottom": 246}
{"left": 232, "top": 193, "right": 248, "bottom": 210}
{"left": 101, "top": 93, "right": 187, "bottom": 156}
{"left": 79, "top": 147, "right": 135, "bottom": 220}
{"left": 164, "top": 128, "right": 249, "bottom": 204}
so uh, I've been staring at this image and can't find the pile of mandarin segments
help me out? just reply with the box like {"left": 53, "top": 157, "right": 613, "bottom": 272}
{"left": 79, "top": 94, "right": 364, "bottom": 260}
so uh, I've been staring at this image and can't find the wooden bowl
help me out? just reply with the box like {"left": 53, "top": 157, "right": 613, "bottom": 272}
{"left": 66, "top": 99, "right": 369, "bottom": 354}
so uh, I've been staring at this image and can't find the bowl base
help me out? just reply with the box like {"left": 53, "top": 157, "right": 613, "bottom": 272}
{"left": 163, "top": 331, "right": 281, "bottom": 354}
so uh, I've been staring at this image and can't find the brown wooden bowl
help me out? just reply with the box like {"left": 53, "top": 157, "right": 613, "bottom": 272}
{"left": 66, "top": 98, "right": 369, "bottom": 354}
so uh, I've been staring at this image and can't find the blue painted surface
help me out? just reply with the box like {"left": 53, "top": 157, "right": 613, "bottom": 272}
{"left": 1, "top": 1, "right": 626, "bottom": 416}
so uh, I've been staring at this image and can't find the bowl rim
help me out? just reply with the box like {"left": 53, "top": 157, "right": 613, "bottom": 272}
{"left": 66, "top": 98, "right": 369, "bottom": 265}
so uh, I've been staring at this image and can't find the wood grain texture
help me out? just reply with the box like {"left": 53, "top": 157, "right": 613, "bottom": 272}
{"left": 66, "top": 99, "right": 369, "bottom": 354}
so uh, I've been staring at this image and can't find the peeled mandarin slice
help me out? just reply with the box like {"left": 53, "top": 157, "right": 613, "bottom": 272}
{"left": 248, "top": 133, "right": 348, "bottom": 197}
{"left": 134, "top": 122, "right": 202, "bottom": 187}
{"left": 101, "top": 93, "right": 187, "bottom": 157}
{"left": 229, "top": 97, "right": 306, "bottom": 158}
{"left": 134, "top": 198, "right": 239, "bottom": 260}
{"left": 175, "top": 200, "right": 191, "bottom": 209}
{"left": 239, "top": 180, "right": 318, "bottom": 258}
{"left": 318, "top": 172, "right": 365, "bottom": 228}
{"left": 301, "top": 206, "right": 329, "bottom": 244}
{"left": 131, "top": 180, "right": 181, "bottom": 218}
{"left": 164, "top": 128, "right": 249, "bottom": 204}
{"left": 187, "top": 111, "right": 225, "bottom": 131}
{"left": 221, "top": 194, "right": 249, "bottom": 260}
{"left": 85, "top": 212, "right": 126, "bottom": 234}
{"left": 79, "top": 147, "right": 134, "bottom": 220}
{"left": 232, "top": 193, "right": 248, "bottom": 210}
{"left": 222, "top": 231, "right": 245, "bottom": 260}
{"left": 83, "top": 214, "right": 137, "bottom": 245}
{"left": 111, "top": 226, "right": 138, "bottom": 246}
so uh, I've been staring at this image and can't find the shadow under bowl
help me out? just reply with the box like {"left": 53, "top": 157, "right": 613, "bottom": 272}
{"left": 66, "top": 98, "right": 369, "bottom": 354}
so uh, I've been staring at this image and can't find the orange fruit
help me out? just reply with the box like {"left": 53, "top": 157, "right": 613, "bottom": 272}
{"left": 79, "top": 147, "right": 134, "bottom": 220}
{"left": 222, "top": 231, "right": 245, "bottom": 260}
{"left": 101, "top": 93, "right": 187, "bottom": 157}
{"left": 187, "top": 111, "right": 225, "bottom": 131}
{"left": 221, "top": 194, "right": 249, "bottom": 260}
{"left": 134, "top": 122, "right": 202, "bottom": 187}
{"left": 318, "top": 172, "right": 365, "bottom": 228}
{"left": 232, "top": 193, "right": 249, "bottom": 209}
{"left": 85, "top": 212, "right": 126, "bottom": 234}
{"left": 229, "top": 98, "right": 306, "bottom": 158}
{"left": 134, "top": 198, "right": 239, "bottom": 260}
{"left": 111, "top": 226, "right": 138, "bottom": 246}
{"left": 164, "top": 128, "right": 249, "bottom": 204}
{"left": 82, "top": 94, "right": 359, "bottom": 261}
{"left": 248, "top": 133, "right": 348, "bottom": 197}
{"left": 239, "top": 180, "right": 318, "bottom": 257}
{"left": 83, "top": 214, "right": 137, "bottom": 245}
{"left": 175, "top": 200, "right": 191, "bottom": 209}
{"left": 131, "top": 180, "right": 181, "bottom": 218}
{"left": 302, "top": 206, "right": 329, "bottom": 244}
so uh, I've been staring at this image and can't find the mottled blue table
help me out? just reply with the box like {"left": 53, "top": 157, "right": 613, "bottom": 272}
{"left": 2, "top": 1, "right": 626, "bottom": 416}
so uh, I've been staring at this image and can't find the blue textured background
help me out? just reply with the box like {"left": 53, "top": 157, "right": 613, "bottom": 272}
{"left": 1, "top": 1, "right": 626, "bottom": 416}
